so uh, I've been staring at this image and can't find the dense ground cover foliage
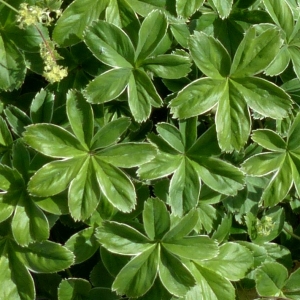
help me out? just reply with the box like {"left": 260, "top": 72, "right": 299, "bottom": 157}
{"left": 0, "top": 0, "right": 300, "bottom": 299}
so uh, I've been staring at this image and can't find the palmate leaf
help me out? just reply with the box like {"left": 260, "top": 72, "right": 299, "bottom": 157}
{"left": 242, "top": 113, "right": 300, "bottom": 205}
{"left": 83, "top": 18, "right": 165, "bottom": 122}
{"left": 97, "top": 199, "right": 218, "bottom": 298}
{"left": 139, "top": 123, "right": 244, "bottom": 212}
{"left": 170, "top": 24, "right": 292, "bottom": 151}
{"left": 24, "top": 91, "right": 156, "bottom": 219}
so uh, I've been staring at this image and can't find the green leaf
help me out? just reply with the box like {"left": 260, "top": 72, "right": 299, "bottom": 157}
{"left": 170, "top": 23, "right": 190, "bottom": 48}
{"left": 252, "top": 129, "right": 286, "bottom": 151}
{"left": 255, "top": 262, "right": 288, "bottom": 297}
{"left": 0, "top": 116, "right": 12, "bottom": 148}
{"left": 212, "top": 0, "right": 233, "bottom": 19}
{"left": 197, "top": 242, "right": 253, "bottom": 281}
{"left": 91, "top": 117, "right": 131, "bottom": 149}
{"left": 58, "top": 278, "right": 90, "bottom": 300}
{"left": 169, "top": 78, "right": 223, "bottom": 119}
{"left": 283, "top": 268, "right": 300, "bottom": 299}
{"left": 264, "top": 45, "right": 290, "bottom": 76}
{"left": 3, "top": 23, "right": 49, "bottom": 53}
{"left": 96, "top": 143, "right": 157, "bottom": 168}
{"left": 189, "top": 31, "right": 231, "bottom": 78}
{"left": 112, "top": 245, "right": 158, "bottom": 297}
{"left": 0, "top": 240, "right": 34, "bottom": 300}
{"left": 12, "top": 140, "right": 30, "bottom": 181}
{"left": 162, "top": 236, "right": 218, "bottom": 260}
{"left": 30, "top": 89, "right": 54, "bottom": 123}
{"left": 168, "top": 158, "right": 201, "bottom": 216}
{"left": 216, "top": 79, "right": 251, "bottom": 152}
{"left": 0, "top": 194, "right": 14, "bottom": 223}
{"left": 96, "top": 221, "right": 152, "bottom": 255}
{"left": 0, "top": 34, "right": 26, "bottom": 91}
{"left": 163, "top": 209, "right": 198, "bottom": 241}
{"left": 28, "top": 157, "right": 85, "bottom": 197}
{"left": 187, "top": 124, "right": 220, "bottom": 157}
{"left": 289, "top": 46, "right": 300, "bottom": 80}
{"left": 179, "top": 117, "right": 197, "bottom": 151}
{"left": 230, "top": 25, "right": 282, "bottom": 77}
{"left": 68, "top": 157, "right": 100, "bottom": 220}
{"left": 0, "top": 164, "right": 23, "bottom": 191}
{"left": 23, "top": 124, "right": 86, "bottom": 158}
{"left": 288, "top": 111, "right": 300, "bottom": 150}
{"left": 92, "top": 157, "right": 136, "bottom": 212}
{"left": 142, "top": 53, "right": 191, "bottom": 79}
{"left": 12, "top": 194, "right": 49, "bottom": 245}
{"left": 263, "top": 0, "right": 294, "bottom": 40}
{"left": 143, "top": 198, "right": 170, "bottom": 240}
{"left": 262, "top": 156, "right": 293, "bottom": 206}
{"left": 230, "top": 77, "right": 292, "bottom": 119}
{"left": 53, "top": 0, "right": 109, "bottom": 47}
{"left": 185, "top": 262, "right": 235, "bottom": 300}
{"left": 156, "top": 123, "right": 184, "bottom": 153}
{"left": 176, "top": 0, "right": 204, "bottom": 18}
{"left": 138, "top": 152, "right": 183, "bottom": 180}
{"left": 84, "top": 20, "right": 135, "bottom": 67}
{"left": 18, "top": 241, "right": 74, "bottom": 273}
{"left": 158, "top": 247, "right": 195, "bottom": 297}
{"left": 84, "top": 68, "right": 131, "bottom": 104}
{"left": 67, "top": 90, "right": 94, "bottom": 149}
{"left": 192, "top": 157, "right": 245, "bottom": 195}
{"left": 135, "top": 10, "right": 168, "bottom": 63}
{"left": 64, "top": 227, "right": 99, "bottom": 264}
{"left": 128, "top": 68, "right": 162, "bottom": 122}
{"left": 242, "top": 152, "right": 285, "bottom": 176}
{"left": 105, "top": 0, "right": 140, "bottom": 45}
{"left": 34, "top": 194, "right": 69, "bottom": 215}
{"left": 197, "top": 203, "right": 218, "bottom": 233}
{"left": 4, "top": 105, "right": 31, "bottom": 137}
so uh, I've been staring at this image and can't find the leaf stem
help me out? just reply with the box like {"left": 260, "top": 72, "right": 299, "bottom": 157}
{"left": 283, "top": 225, "right": 300, "bottom": 241}
{"left": 0, "top": 0, "right": 19, "bottom": 13}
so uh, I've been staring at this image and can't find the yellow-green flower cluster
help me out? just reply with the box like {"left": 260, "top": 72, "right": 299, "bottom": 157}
{"left": 17, "top": 3, "right": 61, "bottom": 28}
{"left": 256, "top": 216, "right": 275, "bottom": 236}
{"left": 40, "top": 41, "right": 68, "bottom": 83}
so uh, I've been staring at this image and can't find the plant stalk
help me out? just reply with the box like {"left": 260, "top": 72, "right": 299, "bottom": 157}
{"left": 0, "top": 0, "right": 19, "bottom": 13}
